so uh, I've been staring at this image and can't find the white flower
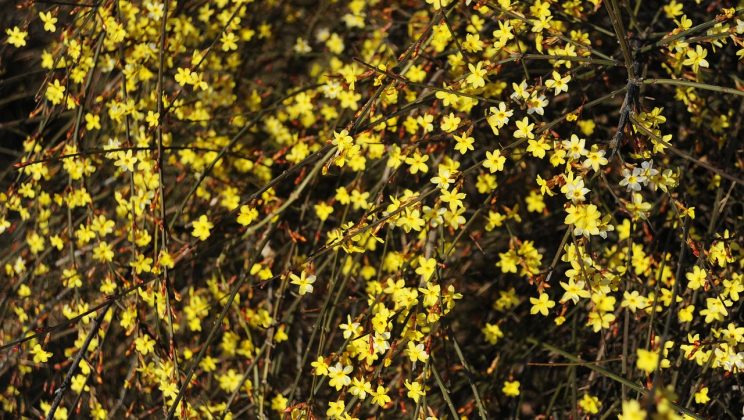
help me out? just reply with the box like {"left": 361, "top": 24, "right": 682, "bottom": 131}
{"left": 619, "top": 167, "right": 647, "bottom": 191}
{"left": 294, "top": 37, "right": 311, "bottom": 54}
{"left": 562, "top": 134, "right": 587, "bottom": 160}
{"left": 561, "top": 174, "right": 590, "bottom": 202}
{"left": 722, "top": 351, "right": 743, "bottom": 372}
{"left": 639, "top": 160, "right": 659, "bottom": 180}
{"left": 527, "top": 94, "right": 548, "bottom": 115}
{"left": 565, "top": 183, "right": 589, "bottom": 202}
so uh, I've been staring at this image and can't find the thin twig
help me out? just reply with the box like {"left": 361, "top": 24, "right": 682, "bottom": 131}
{"left": 45, "top": 301, "right": 113, "bottom": 420}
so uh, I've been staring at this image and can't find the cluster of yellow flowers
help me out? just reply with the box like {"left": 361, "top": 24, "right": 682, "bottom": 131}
{"left": 1, "top": 0, "right": 742, "bottom": 418}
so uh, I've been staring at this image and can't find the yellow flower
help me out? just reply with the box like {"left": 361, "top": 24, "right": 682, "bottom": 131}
{"left": 722, "top": 276, "right": 742, "bottom": 301}
{"left": 483, "top": 149, "right": 506, "bottom": 173}
{"left": 525, "top": 190, "right": 545, "bottom": 213}
{"left": 618, "top": 400, "right": 647, "bottom": 420}
{"left": 415, "top": 256, "right": 437, "bottom": 281}
{"left": 158, "top": 250, "right": 175, "bottom": 269}
{"left": 482, "top": 323, "right": 503, "bottom": 344}
{"left": 476, "top": 173, "right": 497, "bottom": 193}
{"left": 134, "top": 335, "right": 155, "bottom": 356}
{"left": 487, "top": 102, "right": 513, "bottom": 134}
{"left": 71, "top": 374, "right": 89, "bottom": 394}
{"left": 175, "top": 67, "right": 192, "bottom": 86}
{"left": 310, "top": 356, "right": 328, "bottom": 376}
{"left": 191, "top": 215, "right": 213, "bottom": 241}
{"left": 220, "top": 31, "right": 238, "bottom": 51}
{"left": 0, "top": 217, "right": 11, "bottom": 234}
{"left": 129, "top": 254, "right": 153, "bottom": 274}
{"left": 462, "top": 33, "right": 484, "bottom": 53}
{"left": 90, "top": 401, "right": 107, "bottom": 420}
{"left": 440, "top": 113, "right": 461, "bottom": 133}
{"left": 544, "top": 71, "right": 571, "bottom": 95}
{"left": 536, "top": 174, "right": 554, "bottom": 196}
{"left": 327, "top": 362, "right": 352, "bottom": 390}
{"left": 663, "top": 0, "right": 683, "bottom": 18}
{"left": 370, "top": 385, "right": 391, "bottom": 407}
{"left": 405, "top": 341, "right": 429, "bottom": 363}
{"left": 425, "top": 0, "right": 451, "bottom": 10}
{"left": 41, "top": 401, "right": 68, "bottom": 420}
{"left": 453, "top": 132, "right": 475, "bottom": 154}
{"left": 513, "top": 117, "right": 535, "bottom": 139}
{"left": 682, "top": 45, "right": 709, "bottom": 73}
{"left": 685, "top": 266, "right": 707, "bottom": 290}
{"left": 583, "top": 146, "right": 608, "bottom": 172}
{"left": 159, "top": 381, "right": 178, "bottom": 401}
{"left": 440, "top": 187, "right": 465, "bottom": 211}
{"left": 39, "top": 11, "right": 58, "bottom": 32}
{"left": 100, "top": 277, "right": 117, "bottom": 295}
{"left": 332, "top": 129, "right": 354, "bottom": 150}
{"left": 404, "top": 380, "right": 425, "bottom": 403}
{"left": 466, "top": 61, "right": 487, "bottom": 89}
{"left": 502, "top": 380, "right": 520, "bottom": 397}
{"left": 93, "top": 241, "right": 115, "bottom": 262}
{"left": 120, "top": 307, "right": 137, "bottom": 332}
{"left": 550, "top": 148, "right": 567, "bottom": 167}
{"left": 677, "top": 304, "right": 694, "bottom": 323}
{"left": 527, "top": 137, "right": 551, "bottom": 158}
{"left": 325, "top": 33, "right": 344, "bottom": 54}
{"left": 559, "top": 279, "right": 591, "bottom": 304}
{"left": 237, "top": 205, "right": 259, "bottom": 226}
{"left": 431, "top": 166, "right": 455, "bottom": 189}
{"left": 405, "top": 152, "right": 429, "bottom": 174}
{"left": 493, "top": 287, "right": 519, "bottom": 312}
{"left": 564, "top": 204, "right": 602, "bottom": 237}
{"left": 289, "top": 270, "right": 316, "bottom": 296}
{"left": 419, "top": 281, "right": 441, "bottom": 308}
{"left": 616, "top": 219, "right": 631, "bottom": 240}
{"left": 146, "top": 111, "right": 159, "bottom": 127}
{"left": 579, "top": 393, "right": 601, "bottom": 414}
{"left": 530, "top": 293, "right": 556, "bottom": 316}
{"left": 218, "top": 369, "right": 242, "bottom": 392}
{"left": 199, "top": 356, "right": 217, "bottom": 372}
{"left": 417, "top": 114, "right": 434, "bottom": 132}
{"left": 314, "top": 201, "right": 334, "bottom": 221}
{"left": 26, "top": 232, "right": 45, "bottom": 254}
{"left": 62, "top": 268, "right": 82, "bottom": 289}
{"left": 636, "top": 348, "right": 659, "bottom": 373}
{"left": 31, "top": 344, "right": 53, "bottom": 363}
{"left": 350, "top": 377, "right": 372, "bottom": 399}
{"left": 621, "top": 291, "right": 648, "bottom": 313}
{"left": 326, "top": 400, "right": 345, "bottom": 419}
{"left": 564, "top": 134, "right": 587, "bottom": 160}
{"left": 5, "top": 26, "right": 27, "bottom": 47}
{"left": 271, "top": 394, "right": 288, "bottom": 412}
{"left": 694, "top": 386, "right": 710, "bottom": 404}
{"left": 114, "top": 150, "right": 138, "bottom": 172}
{"left": 700, "top": 297, "right": 728, "bottom": 323}
{"left": 18, "top": 284, "right": 31, "bottom": 297}
{"left": 46, "top": 79, "right": 66, "bottom": 105}
{"left": 497, "top": 249, "right": 519, "bottom": 273}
